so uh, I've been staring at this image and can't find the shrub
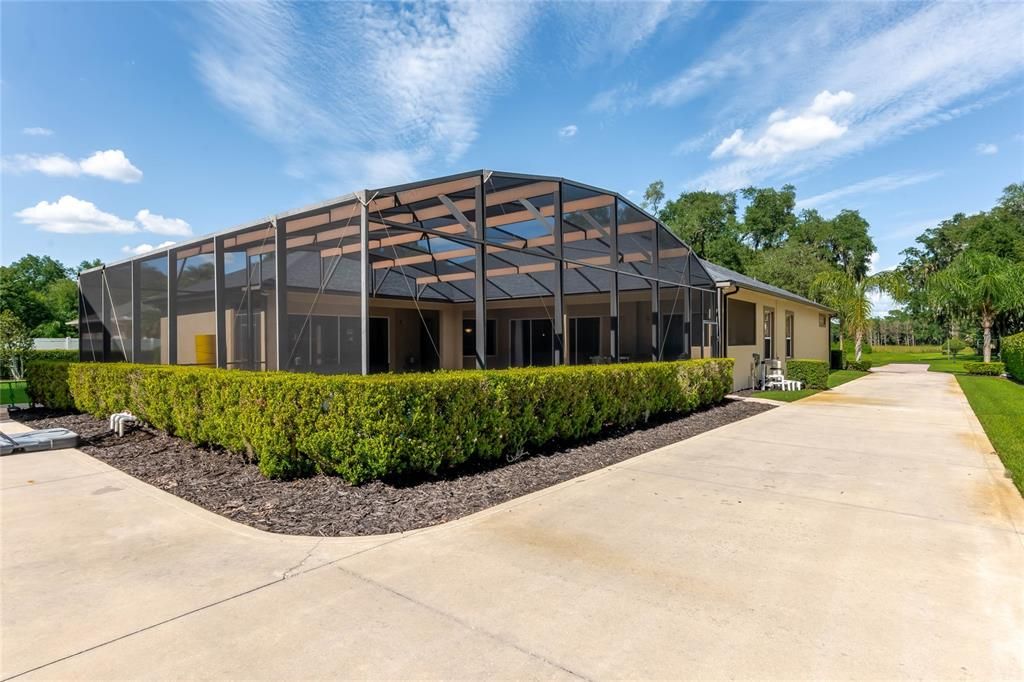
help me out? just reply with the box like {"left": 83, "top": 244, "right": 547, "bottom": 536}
{"left": 29, "top": 349, "right": 79, "bottom": 363}
{"left": 846, "top": 359, "right": 873, "bottom": 371}
{"left": 25, "top": 360, "right": 74, "bottom": 409}
{"left": 860, "top": 342, "right": 873, "bottom": 355}
{"left": 785, "top": 359, "right": 829, "bottom": 389}
{"left": 964, "top": 361, "right": 1005, "bottom": 376}
{"left": 946, "top": 337, "right": 968, "bottom": 357}
{"left": 1003, "top": 332, "right": 1024, "bottom": 382}
{"left": 27, "top": 358, "right": 734, "bottom": 483}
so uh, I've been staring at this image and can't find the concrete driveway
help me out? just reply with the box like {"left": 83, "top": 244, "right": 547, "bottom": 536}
{"left": 2, "top": 364, "right": 1021, "bottom": 680}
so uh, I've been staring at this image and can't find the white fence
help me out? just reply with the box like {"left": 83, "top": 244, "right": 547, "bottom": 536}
{"left": 33, "top": 337, "right": 79, "bottom": 351}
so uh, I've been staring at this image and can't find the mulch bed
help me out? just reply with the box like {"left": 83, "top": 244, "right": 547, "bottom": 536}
{"left": 15, "top": 399, "right": 773, "bottom": 537}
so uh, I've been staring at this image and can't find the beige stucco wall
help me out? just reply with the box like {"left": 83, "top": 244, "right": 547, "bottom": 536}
{"left": 724, "top": 288, "right": 831, "bottom": 392}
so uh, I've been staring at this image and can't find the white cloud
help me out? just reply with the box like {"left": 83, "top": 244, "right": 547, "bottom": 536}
{"left": 134, "top": 209, "right": 192, "bottom": 236}
{"left": 709, "top": 90, "right": 854, "bottom": 161}
{"left": 22, "top": 127, "right": 54, "bottom": 136}
{"left": 2, "top": 149, "right": 143, "bottom": 183}
{"left": 15, "top": 196, "right": 138, "bottom": 234}
{"left": 974, "top": 142, "right": 998, "bottom": 155}
{"left": 2, "top": 153, "right": 80, "bottom": 177}
{"left": 79, "top": 149, "right": 143, "bottom": 183}
{"left": 121, "top": 241, "right": 176, "bottom": 256}
{"left": 15, "top": 197, "right": 189, "bottom": 236}
{"left": 558, "top": 124, "right": 578, "bottom": 138}
{"left": 796, "top": 171, "right": 943, "bottom": 208}
{"left": 809, "top": 89, "right": 855, "bottom": 115}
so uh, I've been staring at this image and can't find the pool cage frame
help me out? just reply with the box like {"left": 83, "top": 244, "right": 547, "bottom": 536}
{"left": 78, "top": 170, "right": 722, "bottom": 374}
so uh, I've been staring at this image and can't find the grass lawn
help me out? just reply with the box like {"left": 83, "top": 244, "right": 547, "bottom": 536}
{"left": 956, "top": 375, "right": 1024, "bottom": 495}
{"left": 846, "top": 346, "right": 982, "bottom": 374}
{"left": 755, "top": 369, "right": 868, "bottom": 402}
{"left": 0, "top": 380, "right": 30, "bottom": 405}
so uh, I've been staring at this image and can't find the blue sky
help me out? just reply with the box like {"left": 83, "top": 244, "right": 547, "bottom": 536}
{"left": 3, "top": 1, "right": 1023, "bottom": 313}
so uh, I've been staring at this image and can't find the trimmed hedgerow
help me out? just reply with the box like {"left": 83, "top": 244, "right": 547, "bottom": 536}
{"left": 785, "top": 359, "right": 829, "bottom": 389}
{"left": 1003, "top": 332, "right": 1024, "bottom": 382}
{"left": 964, "top": 361, "right": 1005, "bottom": 376}
{"left": 28, "top": 358, "right": 733, "bottom": 483}
{"left": 25, "top": 360, "right": 74, "bottom": 409}
{"left": 29, "top": 349, "right": 79, "bottom": 363}
{"left": 846, "top": 359, "right": 873, "bottom": 372}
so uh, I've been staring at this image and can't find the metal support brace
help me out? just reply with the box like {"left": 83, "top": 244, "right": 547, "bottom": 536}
{"left": 130, "top": 259, "right": 142, "bottom": 363}
{"left": 101, "top": 269, "right": 111, "bottom": 362}
{"left": 274, "top": 217, "right": 288, "bottom": 372}
{"left": 359, "top": 195, "right": 370, "bottom": 375}
{"left": 167, "top": 249, "right": 177, "bottom": 365}
{"left": 610, "top": 198, "right": 620, "bottom": 361}
{"left": 652, "top": 235, "right": 660, "bottom": 361}
{"left": 474, "top": 178, "right": 487, "bottom": 369}
{"left": 213, "top": 237, "right": 227, "bottom": 368}
{"left": 553, "top": 183, "right": 565, "bottom": 365}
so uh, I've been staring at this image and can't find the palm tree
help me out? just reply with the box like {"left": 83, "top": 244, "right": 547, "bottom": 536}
{"left": 928, "top": 252, "right": 1024, "bottom": 362}
{"left": 812, "top": 268, "right": 907, "bottom": 362}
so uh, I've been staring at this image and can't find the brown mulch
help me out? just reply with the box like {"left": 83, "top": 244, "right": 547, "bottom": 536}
{"left": 15, "top": 399, "right": 774, "bottom": 537}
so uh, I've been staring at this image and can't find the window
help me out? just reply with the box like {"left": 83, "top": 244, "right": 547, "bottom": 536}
{"left": 785, "top": 311, "right": 794, "bottom": 358}
{"left": 462, "top": 319, "right": 497, "bottom": 357}
{"left": 763, "top": 307, "right": 775, "bottom": 359}
{"left": 727, "top": 299, "right": 756, "bottom": 346}
{"left": 510, "top": 318, "right": 553, "bottom": 367}
{"left": 819, "top": 313, "right": 827, "bottom": 327}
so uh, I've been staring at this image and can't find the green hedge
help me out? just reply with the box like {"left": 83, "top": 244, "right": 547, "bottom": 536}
{"left": 846, "top": 359, "right": 873, "bottom": 371}
{"left": 964, "top": 361, "right": 1005, "bottom": 376}
{"left": 25, "top": 360, "right": 74, "bottom": 409}
{"left": 29, "top": 349, "right": 79, "bottom": 363}
{"left": 1003, "top": 332, "right": 1024, "bottom": 382}
{"left": 26, "top": 358, "right": 734, "bottom": 483}
{"left": 785, "top": 359, "right": 829, "bottom": 389}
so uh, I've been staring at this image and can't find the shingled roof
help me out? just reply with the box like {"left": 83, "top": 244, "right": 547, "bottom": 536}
{"left": 698, "top": 258, "right": 835, "bottom": 313}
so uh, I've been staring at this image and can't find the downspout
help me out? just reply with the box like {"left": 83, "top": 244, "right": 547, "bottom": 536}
{"left": 720, "top": 284, "right": 740, "bottom": 358}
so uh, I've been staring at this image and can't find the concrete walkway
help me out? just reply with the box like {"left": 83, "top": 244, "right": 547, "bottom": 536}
{"left": 2, "top": 365, "right": 1021, "bottom": 680}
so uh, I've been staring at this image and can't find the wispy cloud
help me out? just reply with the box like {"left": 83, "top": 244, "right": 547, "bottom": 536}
{"left": 2, "top": 149, "right": 142, "bottom": 183}
{"left": 873, "top": 217, "right": 943, "bottom": 243}
{"left": 974, "top": 142, "right": 999, "bottom": 155}
{"left": 796, "top": 171, "right": 943, "bottom": 209}
{"left": 558, "top": 124, "right": 578, "bottom": 138}
{"left": 193, "top": 2, "right": 535, "bottom": 189}
{"left": 590, "top": 3, "right": 1024, "bottom": 191}
{"left": 559, "top": 1, "right": 700, "bottom": 66}
{"left": 22, "top": 127, "right": 54, "bottom": 136}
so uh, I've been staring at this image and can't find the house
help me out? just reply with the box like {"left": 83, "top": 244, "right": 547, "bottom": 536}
{"left": 700, "top": 259, "right": 835, "bottom": 391}
{"left": 77, "top": 169, "right": 829, "bottom": 386}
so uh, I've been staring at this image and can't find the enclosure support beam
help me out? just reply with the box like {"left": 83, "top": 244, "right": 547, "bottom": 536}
{"left": 101, "top": 270, "right": 111, "bottom": 362}
{"left": 652, "top": 239, "right": 660, "bottom": 362}
{"left": 359, "top": 194, "right": 370, "bottom": 375}
{"left": 213, "top": 237, "right": 227, "bottom": 369}
{"left": 274, "top": 217, "right": 288, "bottom": 372}
{"left": 167, "top": 249, "right": 177, "bottom": 365}
{"left": 474, "top": 176, "right": 487, "bottom": 369}
{"left": 610, "top": 198, "right": 620, "bottom": 362}
{"left": 553, "top": 183, "right": 565, "bottom": 365}
{"left": 130, "top": 259, "right": 142, "bottom": 363}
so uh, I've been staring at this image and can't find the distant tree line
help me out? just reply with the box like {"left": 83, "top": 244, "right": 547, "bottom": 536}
{"left": 643, "top": 180, "right": 1024, "bottom": 361}
{"left": 0, "top": 256, "right": 103, "bottom": 338}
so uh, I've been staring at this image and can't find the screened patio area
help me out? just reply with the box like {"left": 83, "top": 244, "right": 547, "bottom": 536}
{"left": 78, "top": 170, "right": 721, "bottom": 374}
